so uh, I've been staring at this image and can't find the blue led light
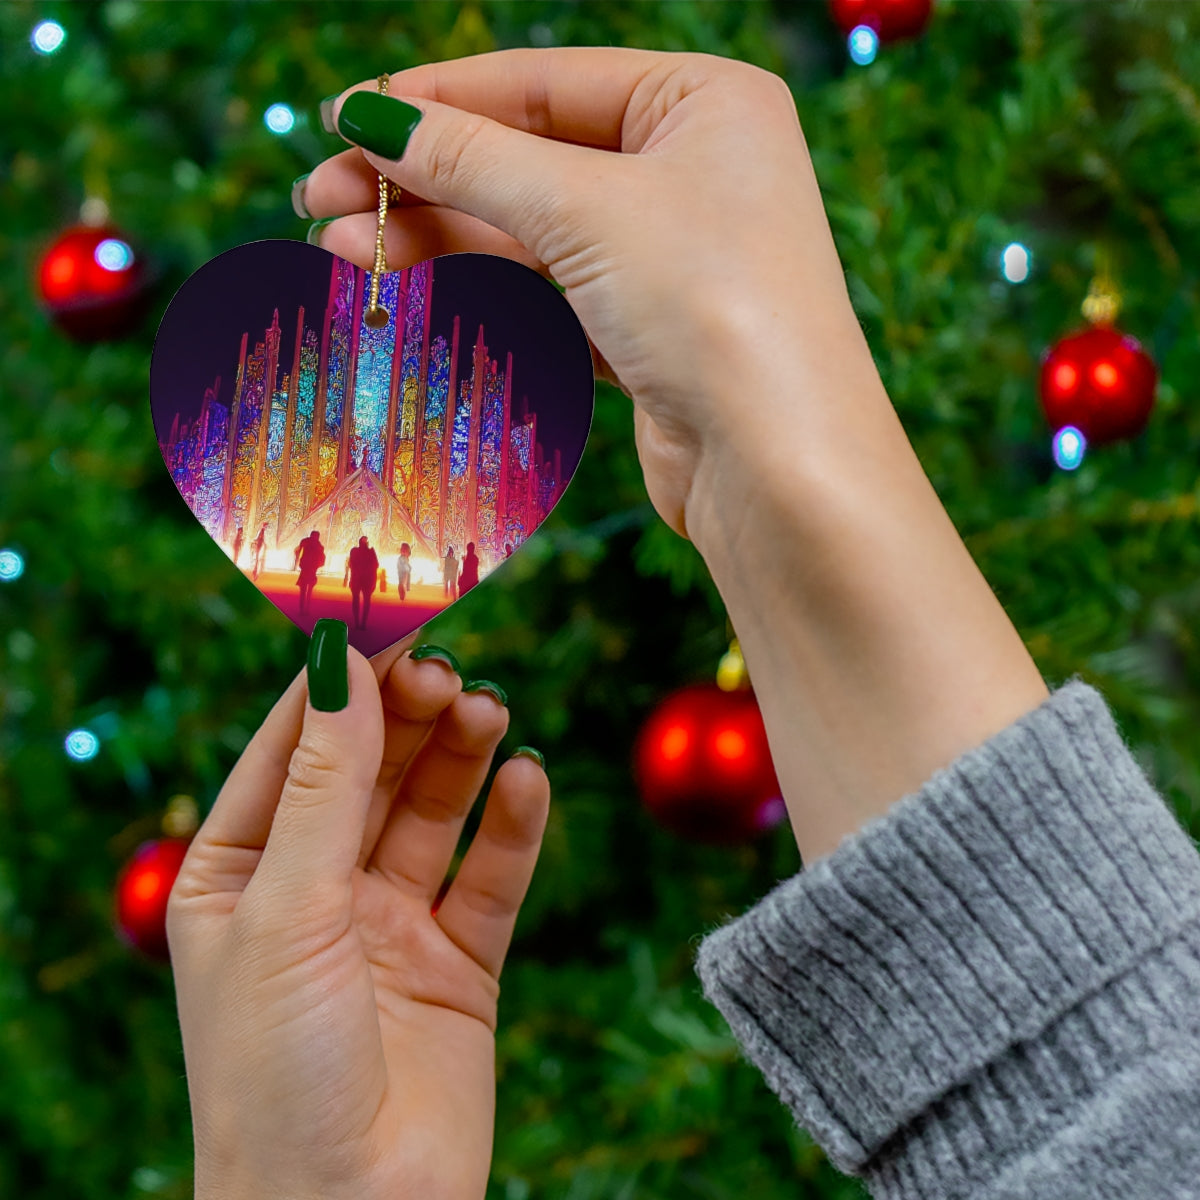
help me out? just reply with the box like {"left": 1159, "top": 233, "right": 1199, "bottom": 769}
{"left": 264, "top": 103, "right": 296, "bottom": 135}
{"left": 95, "top": 238, "right": 134, "bottom": 272}
{"left": 32, "top": 20, "right": 66, "bottom": 54}
{"left": 1052, "top": 425, "right": 1086, "bottom": 471}
{"left": 65, "top": 729, "right": 100, "bottom": 762}
{"left": 1001, "top": 242, "right": 1031, "bottom": 284}
{"left": 848, "top": 25, "right": 879, "bottom": 66}
{"left": 0, "top": 549, "right": 23, "bottom": 581}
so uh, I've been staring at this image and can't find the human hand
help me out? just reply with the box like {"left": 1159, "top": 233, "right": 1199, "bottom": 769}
{"left": 300, "top": 48, "right": 881, "bottom": 545}
{"left": 167, "top": 624, "right": 549, "bottom": 1200}
{"left": 299, "top": 50, "right": 1047, "bottom": 876}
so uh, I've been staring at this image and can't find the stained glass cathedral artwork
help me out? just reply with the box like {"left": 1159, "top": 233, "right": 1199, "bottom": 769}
{"left": 160, "top": 259, "right": 566, "bottom": 578}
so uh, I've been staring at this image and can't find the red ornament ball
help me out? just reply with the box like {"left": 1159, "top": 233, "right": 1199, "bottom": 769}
{"left": 114, "top": 837, "right": 191, "bottom": 961}
{"left": 37, "top": 224, "right": 150, "bottom": 340}
{"left": 633, "top": 683, "right": 785, "bottom": 845}
{"left": 828, "top": 0, "right": 933, "bottom": 41}
{"left": 1039, "top": 325, "right": 1157, "bottom": 446}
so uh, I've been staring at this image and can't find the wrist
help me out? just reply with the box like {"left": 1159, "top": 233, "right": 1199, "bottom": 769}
{"left": 684, "top": 338, "right": 1048, "bottom": 864}
{"left": 684, "top": 310, "right": 894, "bottom": 572}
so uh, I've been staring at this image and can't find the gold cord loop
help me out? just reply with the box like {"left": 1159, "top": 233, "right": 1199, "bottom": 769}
{"left": 364, "top": 73, "right": 396, "bottom": 328}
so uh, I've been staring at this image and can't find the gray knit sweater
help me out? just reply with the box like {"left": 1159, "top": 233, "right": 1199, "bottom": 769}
{"left": 694, "top": 678, "right": 1200, "bottom": 1198}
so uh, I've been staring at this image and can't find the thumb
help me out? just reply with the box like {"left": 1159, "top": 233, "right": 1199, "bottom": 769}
{"left": 252, "top": 619, "right": 384, "bottom": 906}
{"left": 331, "top": 88, "right": 607, "bottom": 262}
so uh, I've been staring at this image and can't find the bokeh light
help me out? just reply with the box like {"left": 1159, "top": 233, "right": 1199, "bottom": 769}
{"left": 1052, "top": 425, "right": 1086, "bottom": 471}
{"left": 659, "top": 724, "right": 690, "bottom": 762}
{"left": 1052, "top": 362, "right": 1078, "bottom": 394}
{"left": 713, "top": 728, "right": 748, "bottom": 762}
{"left": 31, "top": 20, "right": 66, "bottom": 55}
{"left": 264, "top": 103, "right": 296, "bottom": 134}
{"left": 1001, "top": 242, "right": 1031, "bottom": 283}
{"left": 95, "top": 238, "right": 134, "bottom": 272}
{"left": 0, "top": 549, "right": 24, "bottom": 581}
{"left": 65, "top": 729, "right": 101, "bottom": 762}
{"left": 848, "top": 25, "right": 879, "bottom": 66}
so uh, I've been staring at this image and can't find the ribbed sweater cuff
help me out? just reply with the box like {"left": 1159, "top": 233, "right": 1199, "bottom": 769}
{"left": 693, "top": 678, "right": 1200, "bottom": 1186}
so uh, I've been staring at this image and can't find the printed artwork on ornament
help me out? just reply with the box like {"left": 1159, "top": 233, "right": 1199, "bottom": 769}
{"left": 151, "top": 242, "right": 594, "bottom": 655}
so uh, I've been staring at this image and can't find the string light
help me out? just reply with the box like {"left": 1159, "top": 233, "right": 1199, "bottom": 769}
{"left": 1001, "top": 242, "right": 1031, "bottom": 283}
{"left": 0, "top": 549, "right": 24, "bottom": 582}
{"left": 264, "top": 103, "right": 296, "bottom": 135}
{"left": 65, "top": 729, "right": 101, "bottom": 762}
{"left": 1052, "top": 425, "right": 1086, "bottom": 471}
{"left": 80, "top": 196, "right": 111, "bottom": 226}
{"left": 94, "top": 238, "right": 134, "bottom": 272}
{"left": 848, "top": 25, "right": 879, "bottom": 65}
{"left": 31, "top": 20, "right": 66, "bottom": 55}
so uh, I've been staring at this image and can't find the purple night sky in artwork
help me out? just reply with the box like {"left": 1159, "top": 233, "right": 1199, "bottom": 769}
{"left": 151, "top": 240, "right": 592, "bottom": 475}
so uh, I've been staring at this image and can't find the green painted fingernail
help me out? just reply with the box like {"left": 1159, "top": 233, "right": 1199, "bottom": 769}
{"left": 308, "top": 619, "right": 348, "bottom": 712}
{"left": 410, "top": 644, "right": 461, "bottom": 673}
{"left": 512, "top": 746, "right": 545, "bottom": 769}
{"left": 306, "top": 217, "right": 336, "bottom": 247}
{"left": 336, "top": 91, "right": 423, "bottom": 160}
{"left": 291, "top": 173, "right": 312, "bottom": 220}
{"left": 319, "top": 94, "right": 339, "bottom": 134}
{"left": 463, "top": 679, "right": 508, "bottom": 706}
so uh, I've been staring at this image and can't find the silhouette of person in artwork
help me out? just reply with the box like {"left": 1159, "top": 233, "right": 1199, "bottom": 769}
{"left": 295, "top": 531, "right": 325, "bottom": 615}
{"left": 504, "top": 543, "right": 513, "bottom": 559}
{"left": 459, "top": 542, "right": 480, "bottom": 594}
{"left": 344, "top": 536, "right": 380, "bottom": 631}
{"left": 251, "top": 522, "right": 269, "bottom": 580}
{"left": 443, "top": 546, "right": 459, "bottom": 601}
{"left": 396, "top": 543, "right": 412, "bottom": 602}
{"left": 232, "top": 524, "right": 245, "bottom": 566}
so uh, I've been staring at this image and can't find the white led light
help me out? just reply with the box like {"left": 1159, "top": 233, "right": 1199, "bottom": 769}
{"left": 1052, "top": 425, "right": 1086, "bottom": 471}
{"left": 848, "top": 25, "right": 879, "bottom": 66}
{"left": 1001, "top": 242, "right": 1031, "bottom": 284}
{"left": 95, "top": 238, "right": 134, "bottom": 272}
{"left": 65, "top": 729, "right": 100, "bottom": 761}
{"left": 0, "top": 549, "right": 24, "bottom": 581}
{"left": 264, "top": 103, "right": 296, "bottom": 135}
{"left": 32, "top": 20, "right": 66, "bottom": 55}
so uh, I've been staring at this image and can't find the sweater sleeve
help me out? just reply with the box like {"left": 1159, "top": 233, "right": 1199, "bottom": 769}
{"left": 693, "top": 678, "right": 1200, "bottom": 1199}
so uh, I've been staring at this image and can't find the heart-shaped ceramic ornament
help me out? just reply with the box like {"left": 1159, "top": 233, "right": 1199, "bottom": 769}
{"left": 151, "top": 241, "right": 595, "bottom": 656}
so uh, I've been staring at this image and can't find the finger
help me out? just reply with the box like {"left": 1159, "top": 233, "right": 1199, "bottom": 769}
{"left": 251, "top": 638, "right": 385, "bottom": 903}
{"left": 313, "top": 207, "right": 545, "bottom": 277}
{"left": 433, "top": 754, "right": 550, "bottom": 980}
{"left": 336, "top": 46, "right": 670, "bottom": 151}
{"left": 368, "top": 628, "right": 423, "bottom": 684}
{"left": 170, "top": 634, "right": 423, "bottom": 908}
{"left": 171, "top": 667, "right": 308, "bottom": 901}
{"left": 356, "top": 649, "right": 464, "bottom": 870}
{"left": 366, "top": 687, "right": 510, "bottom": 901}
{"left": 299, "top": 147, "right": 436, "bottom": 217}
{"left": 330, "top": 87, "right": 626, "bottom": 260}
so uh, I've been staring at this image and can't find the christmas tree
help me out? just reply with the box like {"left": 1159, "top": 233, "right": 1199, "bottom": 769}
{"left": 2, "top": 3, "right": 1198, "bottom": 1198}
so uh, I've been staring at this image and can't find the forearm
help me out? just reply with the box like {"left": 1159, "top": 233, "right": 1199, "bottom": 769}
{"left": 687, "top": 322, "right": 1048, "bottom": 865}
